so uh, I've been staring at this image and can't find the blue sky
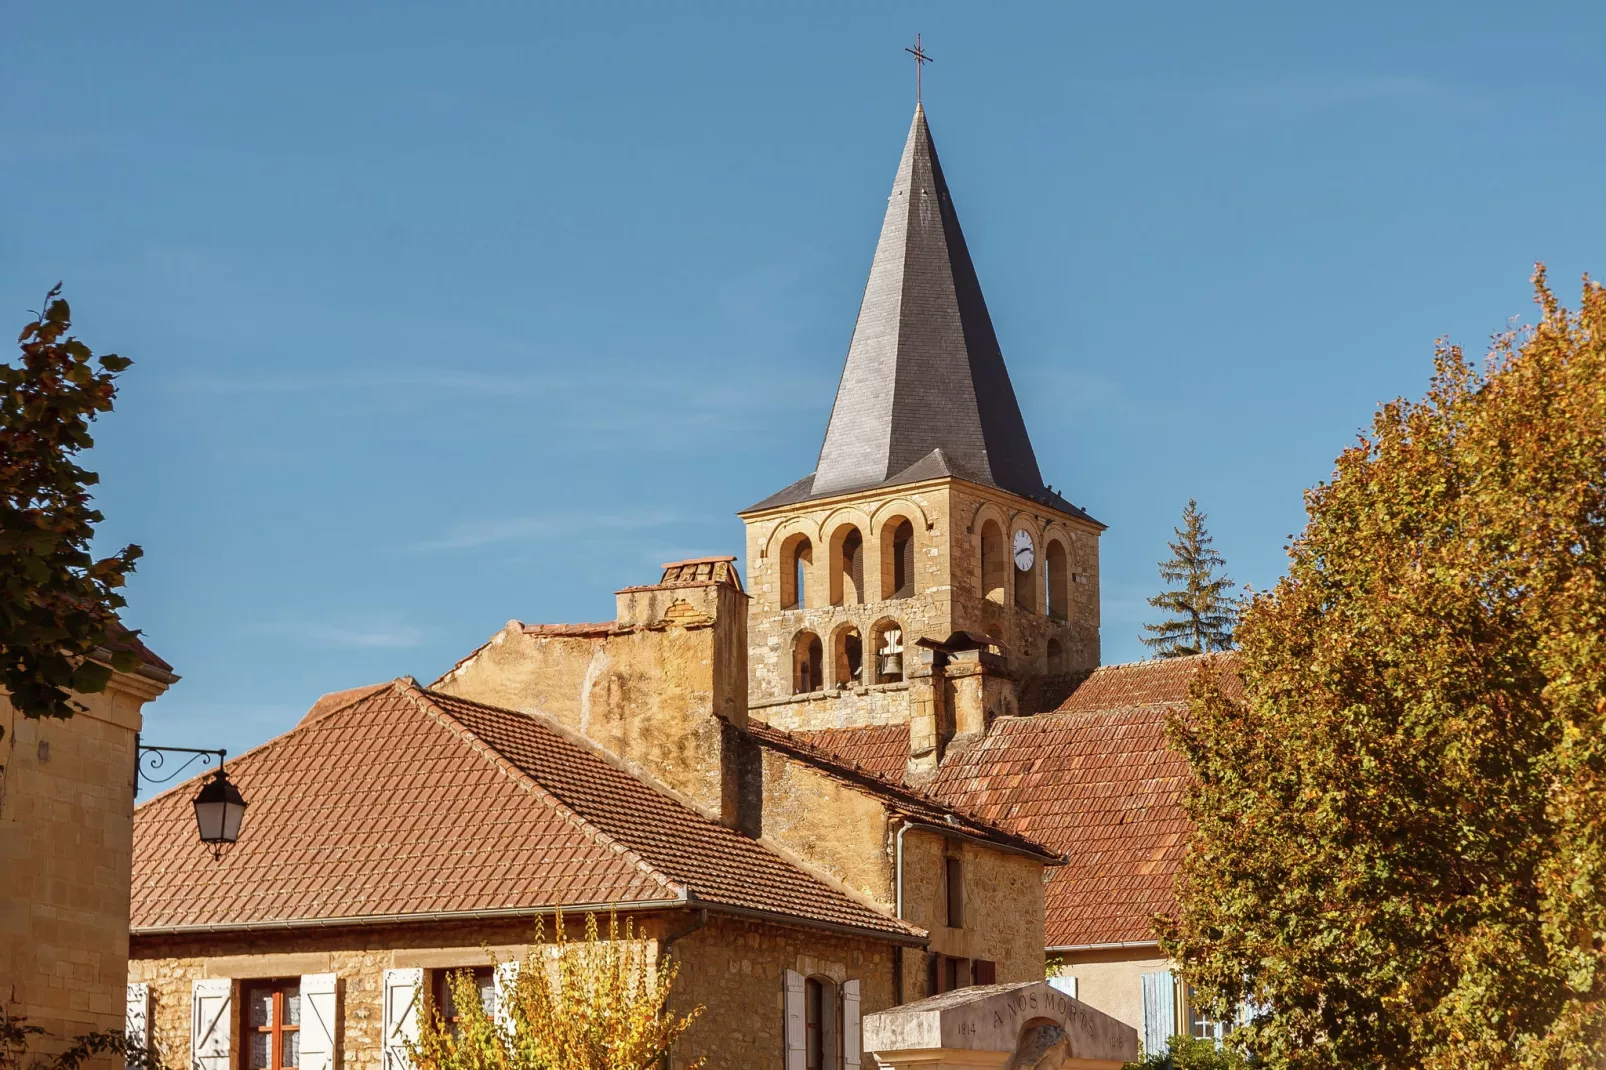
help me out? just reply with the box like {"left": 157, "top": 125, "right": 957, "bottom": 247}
{"left": 4, "top": 2, "right": 1603, "bottom": 767}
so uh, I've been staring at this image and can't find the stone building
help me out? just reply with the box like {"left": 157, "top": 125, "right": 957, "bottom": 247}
{"left": 128, "top": 101, "right": 1221, "bottom": 1066}
{"left": 128, "top": 561, "right": 1063, "bottom": 1070}
{"left": 1, "top": 631, "right": 177, "bottom": 1066}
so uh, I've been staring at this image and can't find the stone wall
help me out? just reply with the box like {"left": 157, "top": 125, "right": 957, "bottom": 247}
{"left": 740, "top": 476, "right": 1101, "bottom": 722}
{"left": 750, "top": 682, "right": 913, "bottom": 731}
{"left": 1, "top": 668, "right": 172, "bottom": 1067}
{"left": 898, "top": 830, "right": 1047, "bottom": 994}
{"left": 433, "top": 575, "right": 750, "bottom": 828}
{"left": 668, "top": 914, "right": 897, "bottom": 1070}
{"left": 130, "top": 911, "right": 907, "bottom": 1070}
{"left": 756, "top": 748, "right": 894, "bottom": 906}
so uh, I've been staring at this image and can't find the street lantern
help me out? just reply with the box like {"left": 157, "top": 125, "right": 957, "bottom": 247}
{"left": 192, "top": 767, "right": 248, "bottom": 854}
{"left": 135, "top": 741, "right": 248, "bottom": 858}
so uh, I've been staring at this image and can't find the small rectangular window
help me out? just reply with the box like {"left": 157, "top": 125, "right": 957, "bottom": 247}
{"left": 243, "top": 981, "right": 300, "bottom": 1070}
{"left": 945, "top": 856, "right": 964, "bottom": 928}
{"left": 973, "top": 960, "right": 997, "bottom": 986}
{"left": 433, "top": 967, "right": 496, "bottom": 1035}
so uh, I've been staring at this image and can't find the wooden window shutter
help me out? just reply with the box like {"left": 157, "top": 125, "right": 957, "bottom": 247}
{"left": 382, "top": 968, "right": 423, "bottom": 1070}
{"left": 1140, "top": 971, "right": 1177, "bottom": 1059}
{"left": 493, "top": 963, "right": 520, "bottom": 1031}
{"left": 299, "top": 974, "right": 339, "bottom": 1070}
{"left": 973, "top": 960, "right": 997, "bottom": 986}
{"left": 783, "top": 969, "right": 805, "bottom": 1070}
{"left": 190, "top": 979, "right": 232, "bottom": 1070}
{"left": 1048, "top": 974, "right": 1078, "bottom": 999}
{"left": 125, "top": 982, "right": 152, "bottom": 1070}
{"left": 841, "top": 979, "right": 861, "bottom": 1070}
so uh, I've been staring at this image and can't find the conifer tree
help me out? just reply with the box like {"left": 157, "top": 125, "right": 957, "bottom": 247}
{"left": 1141, "top": 499, "right": 1239, "bottom": 657}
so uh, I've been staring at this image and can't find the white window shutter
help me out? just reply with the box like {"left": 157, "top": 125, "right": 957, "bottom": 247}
{"left": 125, "top": 982, "right": 152, "bottom": 1069}
{"left": 1048, "top": 975, "right": 1078, "bottom": 999}
{"left": 1140, "top": 971, "right": 1177, "bottom": 1059}
{"left": 299, "top": 974, "right": 339, "bottom": 1070}
{"left": 190, "top": 979, "right": 232, "bottom": 1070}
{"left": 841, "top": 979, "right": 861, "bottom": 1070}
{"left": 493, "top": 962, "right": 519, "bottom": 1031}
{"left": 783, "top": 969, "right": 805, "bottom": 1070}
{"left": 382, "top": 968, "right": 423, "bottom": 1070}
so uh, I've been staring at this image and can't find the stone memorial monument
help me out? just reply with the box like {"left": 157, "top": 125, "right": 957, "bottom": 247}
{"left": 864, "top": 981, "right": 1140, "bottom": 1069}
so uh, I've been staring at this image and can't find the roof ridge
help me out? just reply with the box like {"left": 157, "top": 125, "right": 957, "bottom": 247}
{"left": 416, "top": 687, "right": 924, "bottom": 939}
{"left": 748, "top": 720, "right": 1058, "bottom": 860}
{"left": 397, "top": 681, "right": 687, "bottom": 900}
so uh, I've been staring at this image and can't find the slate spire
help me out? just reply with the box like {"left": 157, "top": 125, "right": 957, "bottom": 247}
{"left": 811, "top": 104, "right": 1049, "bottom": 503}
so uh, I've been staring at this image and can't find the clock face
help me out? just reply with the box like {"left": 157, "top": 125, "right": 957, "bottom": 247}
{"left": 1012, "top": 529, "right": 1035, "bottom": 571}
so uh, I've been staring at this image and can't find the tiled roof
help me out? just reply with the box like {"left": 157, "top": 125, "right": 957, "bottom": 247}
{"left": 787, "top": 724, "right": 911, "bottom": 783}
{"left": 133, "top": 681, "right": 919, "bottom": 941}
{"left": 927, "top": 655, "right": 1237, "bottom": 948}
{"left": 747, "top": 720, "right": 1059, "bottom": 861}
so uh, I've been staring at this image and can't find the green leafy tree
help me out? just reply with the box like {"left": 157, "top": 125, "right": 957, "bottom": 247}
{"left": 411, "top": 911, "right": 704, "bottom": 1070}
{"left": 1142, "top": 499, "right": 1239, "bottom": 657}
{"left": 1127, "top": 1035, "right": 1252, "bottom": 1070}
{"left": 1165, "top": 271, "right": 1606, "bottom": 1069}
{"left": 1, "top": 285, "right": 141, "bottom": 720}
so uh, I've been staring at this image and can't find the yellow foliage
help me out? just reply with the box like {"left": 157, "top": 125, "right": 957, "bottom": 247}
{"left": 409, "top": 911, "right": 704, "bottom": 1070}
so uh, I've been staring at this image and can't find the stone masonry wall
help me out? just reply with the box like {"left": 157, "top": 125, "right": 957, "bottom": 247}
{"left": 741, "top": 477, "right": 1101, "bottom": 729}
{"left": 130, "top": 912, "right": 906, "bottom": 1070}
{"left": 898, "top": 829, "right": 1046, "bottom": 992}
{"left": 1, "top": 671, "right": 168, "bottom": 1068}
{"left": 668, "top": 914, "right": 898, "bottom": 1070}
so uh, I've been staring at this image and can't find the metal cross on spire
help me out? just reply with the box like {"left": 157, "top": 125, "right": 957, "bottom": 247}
{"left": 904, "top": 34, "right": 933, "bottom": 104}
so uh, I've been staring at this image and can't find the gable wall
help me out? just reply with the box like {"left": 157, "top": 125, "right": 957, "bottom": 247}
{"left": 1, "top": 672, "right": 167, "bottom": 1068}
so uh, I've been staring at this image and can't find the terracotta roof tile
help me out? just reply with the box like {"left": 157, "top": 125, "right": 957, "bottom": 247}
{"left": 133, "top": 681, "right": 919, "bottom": 941}
{"left": 786, "top": 724, "right": 911, "bottom": 783}
{"left": 925, "top": 655, "right": 1237, "bottom": 948}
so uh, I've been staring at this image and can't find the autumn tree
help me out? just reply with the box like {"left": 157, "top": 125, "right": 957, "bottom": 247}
{"left": 0, "top": 286, "right": 141, "bottom": 720}
{"left": 411, "top": 911, "right": 703, "bottom": 1070}
{"left": 1141, "top": 499, "right": 1239, "bottom": 657}
{"left": 1166, "top": 272, "right": 1606, "bottom": 1069}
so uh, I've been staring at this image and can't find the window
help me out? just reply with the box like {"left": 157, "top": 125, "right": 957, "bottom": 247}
{"left": 945, "top": 856, "right": 964, "bottom": 928}
{"left": 794, "top": 632, "right": 824, "bottom": 694}
{"left": 433, "top": 967, "right": 496, "bottom": 1034}
{"left": 804, "top": 977, "right": 838, "bottom": 1070}
{"left": 979, "top": 521, "right": 1005, "bottom": 603}
{"left": 831, "top": 526, "right": 865, "bottom": 606}
{"left": 781, "top": 534, "right": 812, "bottom": 610}
{"left": 972, "top": 960, "right": 997, "bottom": 986}
{"left": 872, "top": 620, "right": 904, "bottom": 683}
{"left": 1186, "top": 985, "right": 1228, "bottom": 1042}
{"left": 833, "top": 626, "right": 863, "bottom": 689}
{"left": 244, "top": 981, "right": 300, "bottom": 1070}
{"left": 1045, "top": 539, "right": 1069, "bottom": 620}
{"left": 881, "top": 518, "right": 915, "bottom": 599}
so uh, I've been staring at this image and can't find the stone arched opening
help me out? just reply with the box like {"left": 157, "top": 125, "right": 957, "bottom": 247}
{"left": 880, "top": 516, "right": 916, "bottom": 600}
{"left": 980, "top": 520, "right": 1006, "bottom": 604}
{"left": 830, "top": 524, "right": 866, "bottom": 606}
{"left": 1044, "top": 537, "right": 1069, "bottom": 620}
{"left": 832, "top": 623, "right": 864, "bottom": 689}
{"left": 793, "top": 631, "right": 824, "bottom": 694}
{"left": 780, "top": 533, "right": 813, "bottom": 610}
{"left": 871, "top": 618, "right": 906, "bottom": 683}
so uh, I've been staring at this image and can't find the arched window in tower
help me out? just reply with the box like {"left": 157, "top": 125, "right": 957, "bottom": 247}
{"left": 793, "top": 631, "right": 824, "bottom": 694}
{"left": 831, "top": 525, "right": 865, "bottom": 606}
{"left": 1046, "top": 637, "right": 1066, "bottom": 674}
{"left": 980, "top": 520, "right": 1006, "bottom": 603}
{"left": 881, "top": 517, "right": 916, "bottom": 600}
{"left": 872, "top": 619, "right": 905, "bottom": 683}
{"left": 1045, "top": 538, "right": 1069, "bottom": 620}
{"left": 780, "top": 534, "right": 812, "bottom": 610}
{"left": 1013, "top": 528, "right": 1038, "bottom": 613}
{"left": 832, "top": 625, "right": 864, "bottom": 689}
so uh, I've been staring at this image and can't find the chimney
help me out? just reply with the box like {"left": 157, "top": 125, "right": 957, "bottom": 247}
{"left": 905, "top": 632, "right": 1013, "bottom": 783}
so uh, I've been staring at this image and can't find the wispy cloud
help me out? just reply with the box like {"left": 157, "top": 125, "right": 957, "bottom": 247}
{"left": 407, "top": 509, "right": 685, "bottom": 552}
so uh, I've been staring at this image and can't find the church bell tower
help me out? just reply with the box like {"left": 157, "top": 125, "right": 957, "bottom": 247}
{"left": 739, "top": 104, "right": 1103, "bottom": 734}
